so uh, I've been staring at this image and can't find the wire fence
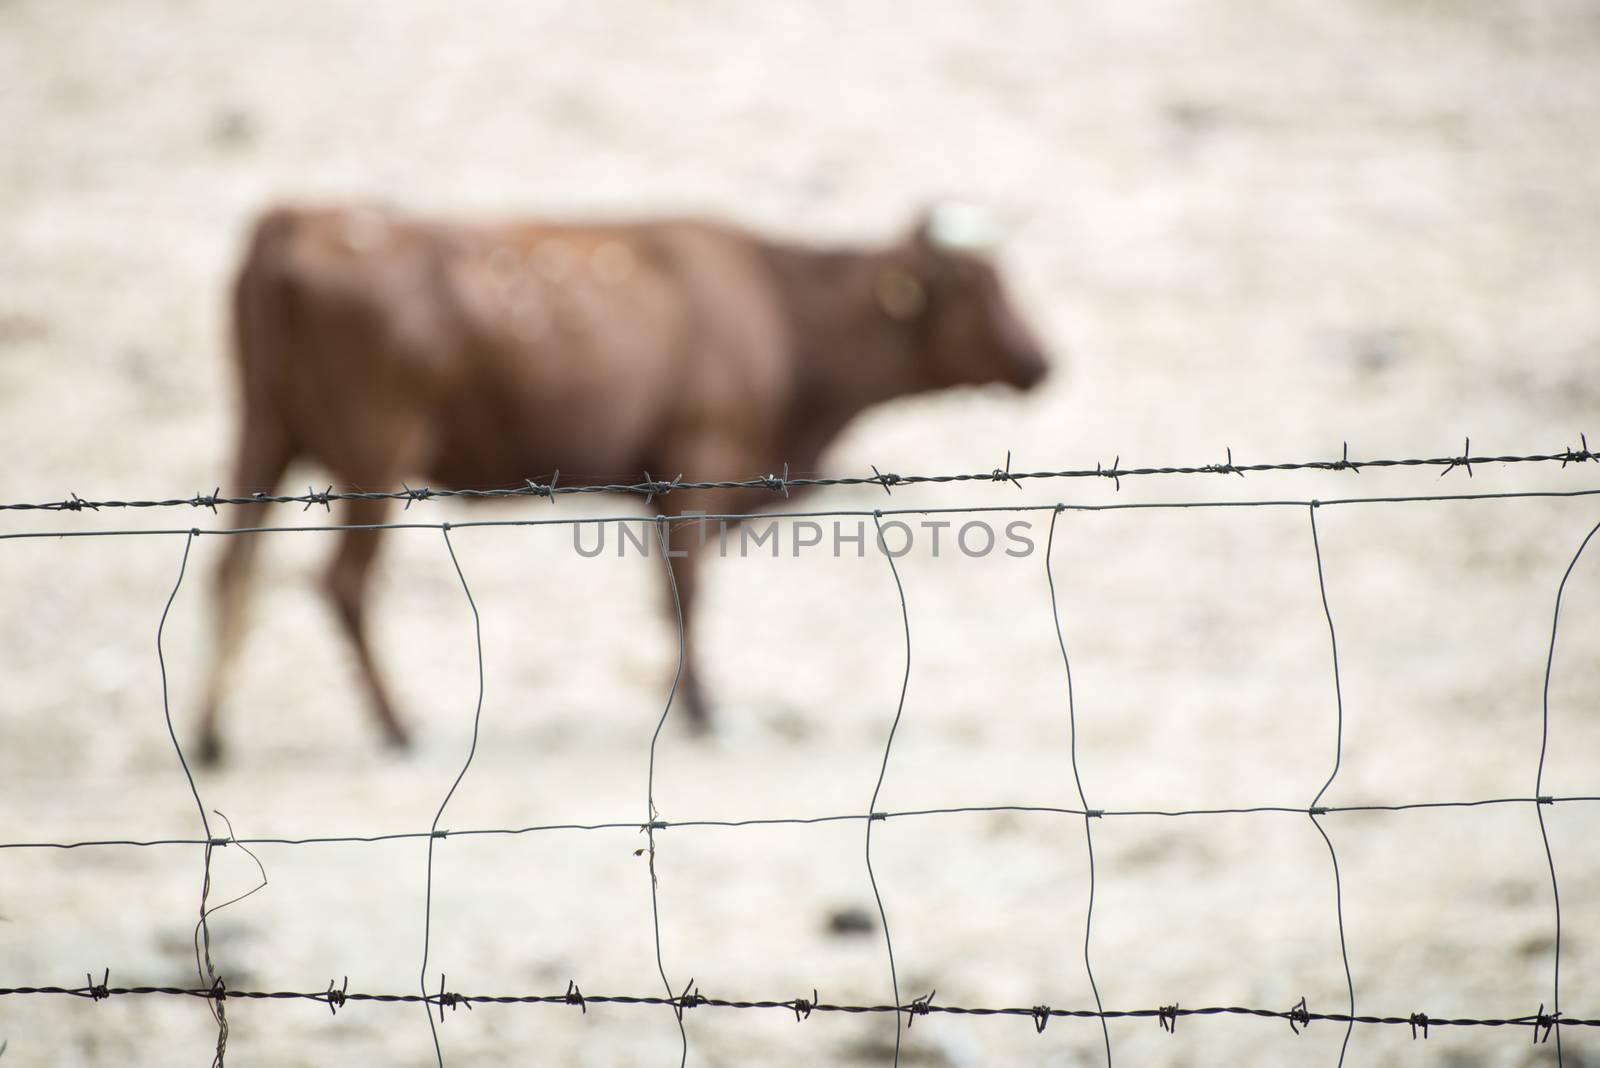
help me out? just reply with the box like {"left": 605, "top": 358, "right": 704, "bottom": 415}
{"left": 2, "top": 443, "right": 1598, "bottom": 1067}
{"left": 0, "top": 437, "right": 1595, "bottom": 514}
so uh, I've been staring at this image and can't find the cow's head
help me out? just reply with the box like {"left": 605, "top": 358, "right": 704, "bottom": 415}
{"left": 876, "top": 203, "right": 1050, "bottom": 392}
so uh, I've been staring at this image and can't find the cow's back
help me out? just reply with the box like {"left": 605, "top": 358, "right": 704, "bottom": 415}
{"left": 233, "top": 206, "right": 792, "bottom": 489}
{"left": 234, "top": 207, "right": 480, "bottom": 482}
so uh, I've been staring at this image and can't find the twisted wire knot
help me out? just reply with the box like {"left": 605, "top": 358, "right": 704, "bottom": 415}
{"left": 1287, "top": 996, "right": 1311, "bottom": 1034}
{"left": 762, "top": 463, "right": 791, "bottom": 497}
{"left": 1533, "top": 1003, "right": 1559, "bottom": 1044}
{"left": 434, "top": 974, "right": 471, "bottom": 1022}
{"left": 86, "top": 969, "right": 110, "bottom": 1002}
{"left": 1559, "top": 432, "right": 1595, "bottom": 467}
{"left": 905, "top": 989, "right": 936, "bottom": 1027}
{"left": 322, "top": 976, "right": 349, "bottom": 1015}
{"left": 1440, "top": 436, "right": 1473, "bottom": 478}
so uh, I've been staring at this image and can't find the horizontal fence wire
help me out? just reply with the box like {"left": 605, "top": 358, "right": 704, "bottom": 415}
{"left": 7, "top": 487, "right": 1600, "bottom": 546}
{"left": 8, "top": 795, "right": 1596, "bottom": 852}
{"left": 0, "top": 438, "right": 1596, "bottom": 513}
{"left": 2, "top": 978, "right": 1596, "bottom": 1034}
{"left": 2, "top": 446, "right": 1598, "bottom": 1066}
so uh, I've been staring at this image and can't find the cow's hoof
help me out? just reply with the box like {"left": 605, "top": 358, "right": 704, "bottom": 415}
{"left": 194, "top": 732, "right": 224, "bottom": 768}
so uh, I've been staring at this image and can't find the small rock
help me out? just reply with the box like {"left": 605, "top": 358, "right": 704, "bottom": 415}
{"left": 209, "top": 107, "right": 257, "bottom": 150}
{"left": 826, "top": 906, "right": 877, "bottom": 936}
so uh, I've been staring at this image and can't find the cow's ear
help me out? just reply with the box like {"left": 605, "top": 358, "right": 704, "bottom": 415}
{"left": 876, "top": 267, "right": 927, "bottom": 322}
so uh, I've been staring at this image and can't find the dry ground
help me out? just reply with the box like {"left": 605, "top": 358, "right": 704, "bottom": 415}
{"left": 2, "top": 2, "right": 1599, "bottom": 1066}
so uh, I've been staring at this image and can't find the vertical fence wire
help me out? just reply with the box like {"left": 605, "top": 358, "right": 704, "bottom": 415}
{"left": 865, "top": 512, "right": 914, "bottom": 1067}
{"left": 649, "top": 516, "right": 690, "bottom": 1067}
{"left": 419, "top": 524, "right": 488, "bottom": 1067}
{"left": 154, "top": 529, "right": 231, "bottom": 1066}
{"left": 1307, "top": 504, "right": 1356, "bottom": 1067}
{"left": 1044, "top": 506, "right": 1112, "bottom": 1065}
{"left": 1535, "top": 516, "right": 1600, "bottom": 1066}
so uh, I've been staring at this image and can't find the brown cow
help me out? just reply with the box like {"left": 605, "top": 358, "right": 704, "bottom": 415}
{"left": 196, "top": 203, "right": 1049, "bottom": 763}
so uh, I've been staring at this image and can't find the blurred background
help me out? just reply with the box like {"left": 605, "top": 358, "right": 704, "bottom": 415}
{"left": 2, "top": 2, "right": 1598, "bottom": 1065}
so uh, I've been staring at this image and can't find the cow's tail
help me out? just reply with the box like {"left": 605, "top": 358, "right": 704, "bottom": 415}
{"left": 228, "top": 209, "right": 302, "bottom": 492}
{"left": 199, "top": 210, "right": 305, "bottom": 764}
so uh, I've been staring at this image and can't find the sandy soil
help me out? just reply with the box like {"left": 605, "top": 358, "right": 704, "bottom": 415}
{"left": 2, "top": 2, "right": 1599, "bottom": 1066}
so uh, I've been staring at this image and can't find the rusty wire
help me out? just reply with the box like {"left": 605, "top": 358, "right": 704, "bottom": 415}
{"left": 2, "top": 451, "right": 1598, "bottom": 1066}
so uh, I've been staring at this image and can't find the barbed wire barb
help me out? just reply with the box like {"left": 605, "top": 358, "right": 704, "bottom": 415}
{"left": 764, "top": 462, "right": 791, "bottom": 497}
{"left": 87, "top": 969, "right": 110, "bottom": 1003}
{"left": 324, "top": 976, "right": 349, "bottom": 1016}
{"left": 1441, "top": 437, "right": 1473, "bottom": 478}
{"left": 1331, "top": 442, "right": 1361, "bottom": 474}
{"left": 1288, "top": 995, "right": 1311, "bottom": 1034}
{"left": 992, "top": 450, "right": 1023, "bottom": 489}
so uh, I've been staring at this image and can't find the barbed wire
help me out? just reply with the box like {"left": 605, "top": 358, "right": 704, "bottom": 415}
{"left": 6, "top": 486, "right": 1600, "bottom": 548}
{"left": 1, "top": 977, "right": 1594, "bottom": 1035}
{"left": 2, "top": 437, "right": 1597, "bottom": 514}
{"left": 4, "top": 453, "right": 1597, "bottom": 1065}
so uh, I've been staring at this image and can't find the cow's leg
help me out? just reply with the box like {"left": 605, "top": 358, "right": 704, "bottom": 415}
{"left": 654, "top": 487, "right": 759, "bottom": 733}
{"left": 647, "top": 448, "right": 767, "bottom": 733}
{"left": 325, "top": 496, "right": 411, "bottom": 750}
{"left": 196, "top": 418, "right": 295, "bottom": 766}
{"left": 657, "top": 517, "right": 709, "bottom": 731}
